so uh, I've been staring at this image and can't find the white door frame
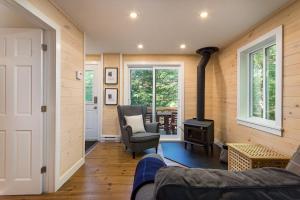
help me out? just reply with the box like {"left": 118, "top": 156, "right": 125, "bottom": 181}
{"left": 1, "top": 0, "right": 62, "bottom": 192}
{"left": 85, "top": 61, "right": 102, "bottom": 141}
{"left": 123, "top": 61, "right": 185, "bottom": 141}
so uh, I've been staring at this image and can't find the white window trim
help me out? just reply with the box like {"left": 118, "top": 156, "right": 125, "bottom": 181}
{"left": 237, "top": 25, "right": 283, "bottom": 136}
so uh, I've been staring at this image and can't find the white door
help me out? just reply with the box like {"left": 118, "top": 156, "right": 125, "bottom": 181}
{"left": 0, "top": 28, "right": 43, "bottom": 195}
{"left": 85, "top": 64, "right": 99, "bottom": 140}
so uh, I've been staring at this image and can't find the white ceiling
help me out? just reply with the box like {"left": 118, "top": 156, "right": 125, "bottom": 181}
{"left": 52, "top": 0, "right": 290, "bottom": 54}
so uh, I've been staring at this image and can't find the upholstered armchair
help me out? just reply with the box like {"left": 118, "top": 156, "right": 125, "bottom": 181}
{"left": 117, "top": 105, "right": 160, "bottom": 158}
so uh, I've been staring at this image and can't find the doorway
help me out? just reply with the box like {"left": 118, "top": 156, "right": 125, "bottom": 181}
{"left": 84, "top": 63, "right": 100, "bottom": 153}
{"left": 124, "top": 62, "right": 184, "bottom": 140}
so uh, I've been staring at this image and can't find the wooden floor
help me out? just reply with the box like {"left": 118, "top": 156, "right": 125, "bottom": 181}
{"left": 1, "top": 142, "right": 160, "bottom": 200}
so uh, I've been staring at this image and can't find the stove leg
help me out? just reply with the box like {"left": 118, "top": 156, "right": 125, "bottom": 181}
{"left": 204, "top": 145, "right": 209, "bottom": 155}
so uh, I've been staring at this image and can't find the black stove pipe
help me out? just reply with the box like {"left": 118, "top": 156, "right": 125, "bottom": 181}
{"left": 196, "top": 47, "right": 219, "bottom": 121}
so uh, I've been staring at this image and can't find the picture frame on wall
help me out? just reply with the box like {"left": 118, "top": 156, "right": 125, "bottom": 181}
{"left": 105, "top": 67, "right": 118, "bottom": 84}
{"left": 105, "top": 88, "right": 118, "bottom": 105}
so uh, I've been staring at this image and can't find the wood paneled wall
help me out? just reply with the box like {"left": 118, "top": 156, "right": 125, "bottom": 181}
{"left": 206, "top": 1, "right": 300, "bottom": 156}
{"left": 102, "top": 54, "right": 121, "bottom": 135}
{"left": 85, "top": 54, "right": 101, "bottom": 62}
{"left": 28, "top": 0, "right": 84, "bottom": 175}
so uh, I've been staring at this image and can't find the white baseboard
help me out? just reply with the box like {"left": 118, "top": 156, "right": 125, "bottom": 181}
{"left": 55, "top": 157, "right": 84, "bottom": 191}
{"left": 100, "top": 135, "right": 121, "bottom": 142}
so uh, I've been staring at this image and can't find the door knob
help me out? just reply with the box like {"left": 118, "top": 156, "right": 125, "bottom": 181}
{"left": 94, "top": 106, "right": 97, "bottom": 109}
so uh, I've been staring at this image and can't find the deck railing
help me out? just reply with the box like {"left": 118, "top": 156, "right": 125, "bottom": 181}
{"left": 146, "top": 107, "right": 177, "bottom": 135}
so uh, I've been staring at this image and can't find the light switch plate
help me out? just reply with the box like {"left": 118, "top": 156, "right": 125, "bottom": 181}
{"left": 76, "top": 70, "right": 83, "bottom": 80}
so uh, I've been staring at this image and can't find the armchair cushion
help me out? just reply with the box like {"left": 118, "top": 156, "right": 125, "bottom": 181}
{"left": 125, "top": 115, "right": 146, "bottom": 134}
{"left": 131, "top": 132, "right": 160, "bottom": 143}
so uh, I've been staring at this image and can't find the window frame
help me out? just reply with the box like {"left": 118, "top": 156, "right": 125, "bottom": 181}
{"left": 237, "top": 26, "right": 283, "bottom": 136}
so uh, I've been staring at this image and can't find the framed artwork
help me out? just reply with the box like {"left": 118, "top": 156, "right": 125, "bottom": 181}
{"left": 105, "top": 67, "right": 118, "bottom": 84}
{"left": 105, "top": 88, "right": 118, "bottom": 105}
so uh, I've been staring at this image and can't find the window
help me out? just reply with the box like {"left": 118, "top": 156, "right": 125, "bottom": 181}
{"left": 124, "top": 62, "right": 184, "bottom": 140}
{"left": 85, "top": 70, "right": 94, "bottom": 102}
{"left": 237, "top": 26, "right": 282, "bottom": 136}
{"left": 128, "top": 67, "right": 180, "bottom": 136}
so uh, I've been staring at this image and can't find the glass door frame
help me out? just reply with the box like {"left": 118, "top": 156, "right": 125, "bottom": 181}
{"left": 124, "top": 61, "right": 184, "bottom": 141}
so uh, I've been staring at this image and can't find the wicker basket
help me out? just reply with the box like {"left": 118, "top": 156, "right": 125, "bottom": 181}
{"left": 227, "top": 143, "right": 290, "bottom": 171}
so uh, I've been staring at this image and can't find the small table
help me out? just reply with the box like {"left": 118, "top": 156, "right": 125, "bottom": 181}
{"left": 227, "top": 143, "right": 290, "bottom": 171}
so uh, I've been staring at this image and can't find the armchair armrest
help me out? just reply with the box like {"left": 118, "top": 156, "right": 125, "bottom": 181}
{"left": 119, "top": 125, "right": 133, "bottom": 146}
{"left": 122, "top": 125, "right": 133, "bottom": 138}
{"left": 145, "top": 122, "right": 160, "bottom": 133}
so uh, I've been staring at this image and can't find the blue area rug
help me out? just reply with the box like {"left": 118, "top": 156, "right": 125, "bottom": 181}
{"left": 161, "top": 142, "right": 227, "bottom": 169}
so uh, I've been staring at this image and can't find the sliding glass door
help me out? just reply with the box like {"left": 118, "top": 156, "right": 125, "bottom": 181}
{"left": 127, "top": 65, "right": 182, "bottom": 139}
{"left": 154, "top": 68, "right": 179, "bottom": 135}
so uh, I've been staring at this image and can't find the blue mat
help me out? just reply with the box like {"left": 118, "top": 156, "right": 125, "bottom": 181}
{"left": 161, "top": 142, "right": 227, "bottom": 169}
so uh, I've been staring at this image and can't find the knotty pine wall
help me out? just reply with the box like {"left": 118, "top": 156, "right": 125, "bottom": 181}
{"left": 28, "top": 0, "right": 84, "bottom": 175}
{"left": 206, "top": 0, "right": 300, "bottom": 156}
{"left": 102, "top": 54, "right": 121, "bottom": 135}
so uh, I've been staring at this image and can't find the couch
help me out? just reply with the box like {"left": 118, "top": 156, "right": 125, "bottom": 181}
{"left": 133, "top": 146, "right": 300, "bottom": 200}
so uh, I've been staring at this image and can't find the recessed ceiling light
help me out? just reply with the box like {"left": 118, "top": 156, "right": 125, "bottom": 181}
{"left": 200, "top": 11, "right": 208, "bottom": 19}
{"left": 180, "top": 44, "right": 186, "bottom": 49}
{"left": 130, "top": 12, "right": 138, "bottom": 19}
{"left": 137, "top": 44, "right": 143, "bottom": 49}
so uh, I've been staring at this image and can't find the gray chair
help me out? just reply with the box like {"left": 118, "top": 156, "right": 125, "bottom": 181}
{"left": 117, "top": 105, "right": 160, "bottom": 158}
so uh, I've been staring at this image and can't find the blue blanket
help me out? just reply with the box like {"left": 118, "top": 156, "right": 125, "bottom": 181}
{"left": 131, "top": 157, "right": 167, "bottom": 200}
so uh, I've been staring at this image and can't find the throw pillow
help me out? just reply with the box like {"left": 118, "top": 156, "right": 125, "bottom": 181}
{"left": 286, "top": 146, "right": 300, "bottom": 176}
{"left": 125, "top": 115, "right": 146, "bottom": 134}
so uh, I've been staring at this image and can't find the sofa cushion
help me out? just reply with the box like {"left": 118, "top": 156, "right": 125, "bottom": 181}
{"left": 125, "top": 115, "right": 146, "bottom": 134}
{"left": 131, "top": 132, "right": 160, "bottom": 143}
{"left": 135, "top": 183, "right": 154, "bottom": 200}
{"left": 286, "top": 146, "right": 300, "bottom": 176}
{"left": 154, "top": 167, "right": 300, "bottom": 200}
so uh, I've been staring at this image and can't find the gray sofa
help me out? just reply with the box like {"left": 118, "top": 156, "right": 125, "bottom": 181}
{"left": 117, "top": 105, "right": 160, "bottom": 158}
{"left": 134, "top": 146, "right": 300, "bottom": 200}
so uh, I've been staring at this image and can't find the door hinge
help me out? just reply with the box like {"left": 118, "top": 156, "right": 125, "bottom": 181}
{"left": 41, "top": 166, "right": 47, "bottom": 174}
{"left": 41, "top": 105, "right": 47, "bottom": 112}
{"left": 41, "top": 44, "right": 47, "bottom": 51}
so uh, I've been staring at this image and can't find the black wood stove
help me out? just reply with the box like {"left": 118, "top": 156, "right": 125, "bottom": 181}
{"left": 183, "top": 47, "right": 219, "bottom": 153}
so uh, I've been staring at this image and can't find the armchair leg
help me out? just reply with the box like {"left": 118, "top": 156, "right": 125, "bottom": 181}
{"left": 155, "top": 147, "right": 158, "bottom": 154}
{"left": 132, "top": 152, "right": 136, "bottom": 159}
{"left": 125, "top": 146, "right": 127, "bottom": 150}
